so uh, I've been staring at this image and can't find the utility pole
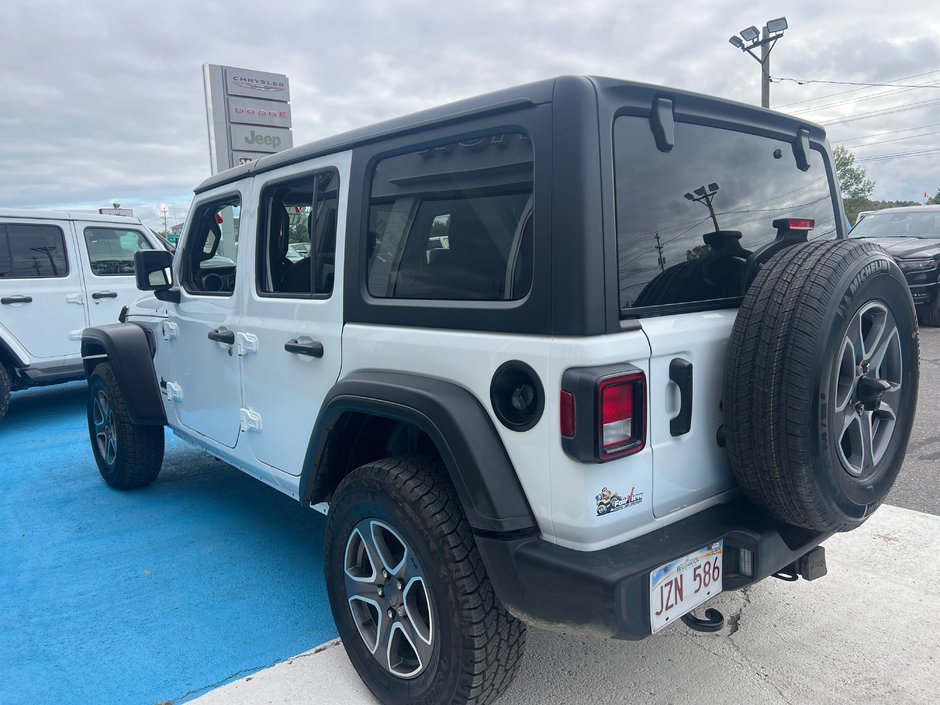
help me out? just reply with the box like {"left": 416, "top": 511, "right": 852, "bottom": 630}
{"left": 161, "top": 205, "right": 169, "bottom": 235}
{"left": 684, "top": 184, "right": 722, "bottom": 232}
{"left": 653, "top": 232, "right": 665, "bottom": 272}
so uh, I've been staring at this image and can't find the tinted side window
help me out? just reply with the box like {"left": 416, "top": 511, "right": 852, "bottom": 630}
{"left": 0, "top": 224, "right": 69, "bottom": 279}
{"left": 367, "top": 133, "right": 534, "bottom": 301}
{"left": 181, "top": 196, "right": 241, "bottom": 296}
{"left": 83, "top": 227, "right": 153, "bottom": 276}
{"left": 257, "top": 170, "right": 338, "bottom": 297}
{"left": 614, "top": 117, "right": 837, "bottom": 311}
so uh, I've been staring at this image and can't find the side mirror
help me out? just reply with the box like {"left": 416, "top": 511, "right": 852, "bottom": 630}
{"left": 135, "top": 249, "right": 174, "bottom": 291}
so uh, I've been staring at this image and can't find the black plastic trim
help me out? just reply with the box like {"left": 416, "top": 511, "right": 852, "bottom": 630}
{"left": 21, "top": 363, "right": 85, "bottom": 386}
{"left": 474, "top": 498, "right": 830, "bottom": 639}
{"left": 489, "top": 360, "right": 545, "bottom": 432}
{"left": 560, "top": 362, "right": 645, "bottom": 463}
{"left": 80, "top": 323, "right": 166, "bottom": 426}
{"left": 300, "top": 370, "right": 536, "bottom": 534}
{"left": 669, "top": 358, "right": 693, "bottom": 436}
{"left": 0, "top": 337, "right": 28, "bottom": 369}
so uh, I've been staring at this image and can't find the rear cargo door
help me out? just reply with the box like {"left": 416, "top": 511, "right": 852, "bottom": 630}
{"left": 611, "top": 113, "right": 840, "bottom": 518}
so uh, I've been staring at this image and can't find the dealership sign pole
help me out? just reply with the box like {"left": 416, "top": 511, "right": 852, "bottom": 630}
{"left": 203, "top": 64, "right": 293, "bottom": 174}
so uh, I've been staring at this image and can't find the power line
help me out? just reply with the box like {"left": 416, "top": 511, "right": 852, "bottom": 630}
{"left": 787, "top": 80, "right": 940, "bottom": 115}
{"left": 774, "top": 69, "right": 940, "bottom": 109}
{"left": 840, "top": 129, "right": 940, "bottom": 150}
{"left": 857, "top": 147, "right": 940, "bottom": 163}
{"left": 772, "top": 75, "right": 940, "bottom": 90}
{"left": 834, "top": 122, "right": 940, "bottom": 144}
{"left": 820, "top": 98, "right": 940, "bottom": 126}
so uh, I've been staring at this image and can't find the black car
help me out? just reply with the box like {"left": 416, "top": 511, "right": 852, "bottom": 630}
{"left": 850, "top": 205, "right": 940, "bottom": 325}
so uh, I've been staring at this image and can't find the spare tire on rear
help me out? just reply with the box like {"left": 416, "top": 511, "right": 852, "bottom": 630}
{"left": 723, "top": 239, "right": 919, "bottom": 532}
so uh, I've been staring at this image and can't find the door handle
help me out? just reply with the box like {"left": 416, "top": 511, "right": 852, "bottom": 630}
{"left": 1, "top": 295, "right": 32, "bottom": 304}
{"left": 669, "top": 358, "right": 693, "bottom": 437}
{"left": 208, "top": 327, "right": 236, "bottom": 345}
{"left": 91, "top": 291, "right": 118, "bottom": 299}
{"left": 284, "top": 338, "right": 324, "bottom": 358}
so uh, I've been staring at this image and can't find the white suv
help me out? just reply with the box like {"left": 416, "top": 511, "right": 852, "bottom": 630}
{"left": 80, "top": 77, "right": 919, "bottom": 705}
{"left": 0, "top": 209, "right": 164, "bottom": 421}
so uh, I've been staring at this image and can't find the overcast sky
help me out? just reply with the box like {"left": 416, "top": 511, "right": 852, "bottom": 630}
{"left": 1, "top": 0, "right": 938, "bottom": 230}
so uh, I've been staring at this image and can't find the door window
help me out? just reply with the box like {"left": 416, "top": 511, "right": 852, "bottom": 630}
{"left": 366, "top": 132, "right": 534, "bottom": 301}
{"left": 180, "top": 197, "right": 241, "bottom": 296}
{"left": 0, "top": 224, "right": 69, "bottom": 278}
{"left": 83, "top": 227, "right": 153, "bottom": 276}
{"left": 256, "top": 170, "right": 339, "bottom": 297}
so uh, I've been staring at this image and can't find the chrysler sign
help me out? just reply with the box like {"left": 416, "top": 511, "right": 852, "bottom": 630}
{"left": 204, "top": 64, "right": 293, "bottom": 174}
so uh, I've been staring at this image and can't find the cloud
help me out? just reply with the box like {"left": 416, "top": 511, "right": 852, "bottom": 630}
{"left": 1, "top": 0, "right": 938, "bottom": 229}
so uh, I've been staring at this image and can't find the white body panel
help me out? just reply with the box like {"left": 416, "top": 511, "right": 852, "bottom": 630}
{"left": 239, "top": 152, "right": 349, "bottom": 475}
{"left": 0, "top": 211, "right": 161, "bottom": 368}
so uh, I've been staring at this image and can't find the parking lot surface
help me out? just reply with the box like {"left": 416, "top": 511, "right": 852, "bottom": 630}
{"left": 3, "top": 328, "right": 939, "bottom": 705}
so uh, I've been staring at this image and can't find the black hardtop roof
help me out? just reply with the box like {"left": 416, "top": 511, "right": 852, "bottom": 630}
{"left": 195, "top": 75, "right": 826, "bottom": 194}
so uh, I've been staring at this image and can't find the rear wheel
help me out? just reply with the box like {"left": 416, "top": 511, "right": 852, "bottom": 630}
{"left": 324, "top": 456, "right": 526, "bottom": 705}
{"left": 724, "top": 240, "right": 919, "bottom": 532}
{"left": 0, "top": 364, "right": 10, "bottom": 423}
{"left": 87, "top": 362, "right": 164, "bottom": 489}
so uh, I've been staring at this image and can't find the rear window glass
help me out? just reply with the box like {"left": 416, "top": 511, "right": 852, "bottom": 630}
{"left": 614, "top": 117, "right": 837, "bottom": 312}
{"left": 367, "top": 132, "right": 534, "bottom": 301}
{"left": 0, "top": 224, "right": 69, "bottom": 278}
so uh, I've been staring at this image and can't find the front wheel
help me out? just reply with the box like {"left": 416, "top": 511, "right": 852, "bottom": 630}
{"left": 87, "top": 362, "right": 164, "bottom": 489}
{"left": 324, "top": 456, "right": 526, "bottom": 705}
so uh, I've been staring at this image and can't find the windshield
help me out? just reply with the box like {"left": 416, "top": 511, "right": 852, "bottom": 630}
{"left": 850, "top": 210, "right": 940, "bottom": 239}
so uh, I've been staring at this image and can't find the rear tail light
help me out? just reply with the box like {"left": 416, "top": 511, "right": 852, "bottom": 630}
{"left": 560, "top": 365, "right": 646, "bottom": 463}
{"left": 598, "top": 373, "right": 645, "bottom": 460}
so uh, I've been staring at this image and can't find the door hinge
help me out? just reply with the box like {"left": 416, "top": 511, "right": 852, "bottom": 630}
{"left": 236, "top": 332, "right": 259, "bottom": 356}
{"left": 65, "top": 293, "right": 85, "bottom": 305}
{"left": 162, "top": 321, "right": 179, "bottom": 340}
{"left": 240, "top": 408, "right": 262, "bottom": 432}
{"left": 164, "top": 381, "right": 183, "bottom": 402}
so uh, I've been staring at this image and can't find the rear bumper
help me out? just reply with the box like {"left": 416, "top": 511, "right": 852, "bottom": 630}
{"left": 475, "top": 499, "right": 830, "bottom": 639}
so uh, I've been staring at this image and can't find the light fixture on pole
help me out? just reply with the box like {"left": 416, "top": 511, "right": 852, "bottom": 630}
{"left": 684, "top": 183, "right": 721, "bottom": 232}
{"left": 728, "top": 16, "right": 788, "bottom": 108}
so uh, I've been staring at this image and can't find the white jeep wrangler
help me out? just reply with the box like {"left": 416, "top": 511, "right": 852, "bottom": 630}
{"left": 81, "top": 77, "right": 918, "bottom": 705}
{"left": 0, "top": 209, "right": 163, "bottom": 422}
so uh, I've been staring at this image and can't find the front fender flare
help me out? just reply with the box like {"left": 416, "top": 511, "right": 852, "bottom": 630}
{"left": 301, "top": 370, "right": 537, "bottom": 535}
{"left": 81, "top": 323, "right": 166, "bottom": 426}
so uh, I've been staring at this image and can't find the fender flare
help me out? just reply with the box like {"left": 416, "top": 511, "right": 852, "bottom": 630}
{"left": 0, "top": 328, "right": 29, "bottom": 369}
{"left": 81, "top": 323, "right": 166, "bottom": 426}
{"left": 301, "top": 370, "right": 537, "bottom": 535}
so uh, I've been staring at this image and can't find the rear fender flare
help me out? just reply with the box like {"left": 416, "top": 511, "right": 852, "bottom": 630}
{"left": 301, "top": 370, "right": 537, "bottom": 535}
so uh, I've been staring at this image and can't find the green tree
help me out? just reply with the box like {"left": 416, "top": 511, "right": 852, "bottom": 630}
{"left": 929, "top": 188, "right": 940, "bottom": 205}
{"left": 832, "top": 146, "right": 875, "bottom": 224}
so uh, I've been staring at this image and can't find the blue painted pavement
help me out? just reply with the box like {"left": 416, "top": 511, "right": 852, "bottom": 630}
{"left": 0, "top": 382, "right": 337, "bottom": 705}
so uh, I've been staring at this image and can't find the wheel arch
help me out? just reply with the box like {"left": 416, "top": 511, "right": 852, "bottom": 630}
{"left": 81, "top": 323, "right": 166, "bottom": 426}
{"left": 301, "top": 371, "right": 537, "bottom": 535}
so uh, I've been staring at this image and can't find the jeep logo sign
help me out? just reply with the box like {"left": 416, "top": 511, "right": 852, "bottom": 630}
{"left": 229, "top": 124, "right": 293, "bottom": 154}
{"left": 204, "top": 63, "right": 293, "bottom": 173}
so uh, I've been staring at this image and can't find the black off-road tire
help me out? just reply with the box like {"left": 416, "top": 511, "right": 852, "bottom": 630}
{"left": 0, "top": 364, "right": 10, "bottom": 423}
{"left": 918, "top": 296, "right": 940, "bottom": 327}
{"left": 324, "top": 456, "right": 526, "bottom": 705}
{"left": 87, "top": 362, "right": 164, "bottom": 489}
{"left": 724, "top": 240, "right": 919, "bottom": 532}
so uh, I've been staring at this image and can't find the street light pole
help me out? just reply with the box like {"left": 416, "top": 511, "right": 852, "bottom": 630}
{"left": 729, "top": 17, "right": 788, "bottom": 109}
{"left": 760, "top": 26, "right": 770, "bottom": 108}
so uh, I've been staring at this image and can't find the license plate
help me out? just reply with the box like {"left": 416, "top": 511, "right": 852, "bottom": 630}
{"left": 649, "top": 541, "right": 723, "bottom": 633}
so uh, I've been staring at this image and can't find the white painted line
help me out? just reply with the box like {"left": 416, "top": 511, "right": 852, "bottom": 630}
{"left": 192, "top": 504, "right": 940, "bottom": 705}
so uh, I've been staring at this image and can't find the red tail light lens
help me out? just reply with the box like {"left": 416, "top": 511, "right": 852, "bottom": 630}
{"left": 786, "top": 218, "right": 815, "bottom": 230}
{"left": 597, "top": 373, "right": 645, "bottom": 459}
{"left": 560, "top": 390, "right": 576, "bottom": 438}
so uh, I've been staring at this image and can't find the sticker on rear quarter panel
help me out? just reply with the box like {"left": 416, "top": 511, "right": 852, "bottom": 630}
{"left": 595, "top": 486, "right": 643, "bottom": 516}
